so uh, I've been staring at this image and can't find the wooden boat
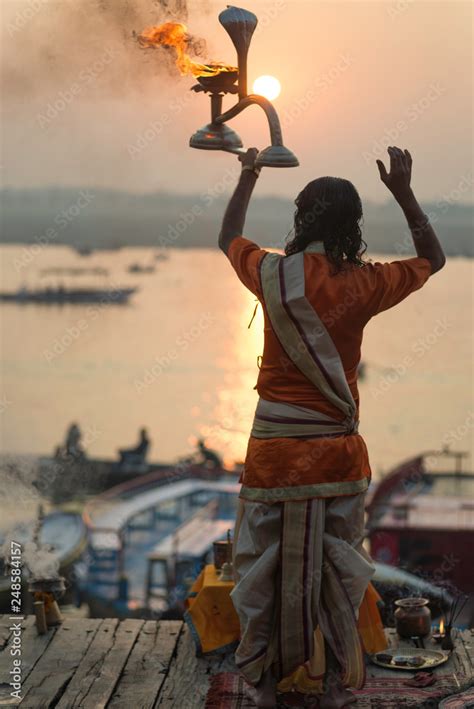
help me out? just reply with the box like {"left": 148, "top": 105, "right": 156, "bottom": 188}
{"left": 0, "top": 286, "right": 137, "bottom": 305}
{"left": 366, "top": 450, "right": 474, "bottom": 602}
{"left": 127, "top": 263, "right": 155, "bottom": 274}
{"left": 81, "top": 477, "right": 240, "bottom": 618}
{"left": 144, "top": 492, "right": 238, "bottom": 618}
{"left": 35, "top": 456, "right": 172, "bottom": 502}
{"left": 40, "top": 267, "right": 109, "bottom": 277}
{"left": 35, "top": 455, "right": 235, "bottom": 503}
{"left": 75, "top": 246, "right": 93, "bottom": 256}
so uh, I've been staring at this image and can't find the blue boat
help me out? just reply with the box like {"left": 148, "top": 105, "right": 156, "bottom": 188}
{"left": 80, "top": 478, "right": 239, "bottom": 618}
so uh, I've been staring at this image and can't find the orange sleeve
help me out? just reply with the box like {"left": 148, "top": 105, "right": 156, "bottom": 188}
{"left": 361, "top": 257, "right": 432, "bottom": 316}
{"left": 226, "top": 236, "right": 268, "bottom": 298}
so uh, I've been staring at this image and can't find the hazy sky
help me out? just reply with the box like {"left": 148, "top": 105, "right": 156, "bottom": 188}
{"left": 1, "top": 0, "right": 473, "bottom": 202}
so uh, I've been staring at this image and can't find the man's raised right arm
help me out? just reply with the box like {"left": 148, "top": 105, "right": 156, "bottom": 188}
{"left": 376, "top": 146, "right": 446, "bottom": 274}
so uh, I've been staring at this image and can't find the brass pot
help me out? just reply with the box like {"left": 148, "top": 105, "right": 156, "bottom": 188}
{"left": 394, "top": 597, "right": 432, "bottom": 638}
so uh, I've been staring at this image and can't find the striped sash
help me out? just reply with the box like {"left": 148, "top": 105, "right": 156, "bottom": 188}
{"left": 251, "top": 245, "right": 358, "bottom": 439}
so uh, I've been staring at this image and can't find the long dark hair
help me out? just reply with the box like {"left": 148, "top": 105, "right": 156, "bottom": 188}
{"left": 285, "top": 177, "right": 367, "bottom": 272}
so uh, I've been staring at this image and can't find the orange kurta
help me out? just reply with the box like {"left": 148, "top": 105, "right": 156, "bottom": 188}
{"left": 227, "top": 237, "right": 431, "bottom": 496}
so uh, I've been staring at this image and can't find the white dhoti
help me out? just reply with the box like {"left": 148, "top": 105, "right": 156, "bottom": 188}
{"left": 231, "top": 492, "right": 375, "bottom": 690}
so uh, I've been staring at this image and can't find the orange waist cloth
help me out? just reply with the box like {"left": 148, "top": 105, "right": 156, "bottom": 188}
{"left": 185, "top": 565, "right": 387, "bottom": 662}
{"left": 241, "top": 432, "right": 371, "bottom": 492}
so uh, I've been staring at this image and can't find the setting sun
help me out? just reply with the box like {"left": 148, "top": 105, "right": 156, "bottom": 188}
{"left": 252, "top": 75, "right": 281, "bottom": 101}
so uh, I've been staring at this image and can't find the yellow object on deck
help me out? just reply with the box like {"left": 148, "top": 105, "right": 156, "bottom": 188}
{"left": 185, "top": 565, "right": 387, "bottom": 660}
{"left": 184, "top": 564, "right": 241, "bottom": 654}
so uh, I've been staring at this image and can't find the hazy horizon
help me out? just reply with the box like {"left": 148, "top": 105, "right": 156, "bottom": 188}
{"left": 2, "top": 186, "right": 472, "bottom": 256}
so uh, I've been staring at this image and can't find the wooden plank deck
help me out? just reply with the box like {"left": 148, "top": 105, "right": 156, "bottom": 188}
{"left": 0, "top": 616, "right": 472, "bottom": 708}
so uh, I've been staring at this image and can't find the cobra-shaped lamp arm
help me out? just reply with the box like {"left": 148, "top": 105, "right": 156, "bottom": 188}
{"left": 214, "top": 94, "right": 283, "bottom": 147}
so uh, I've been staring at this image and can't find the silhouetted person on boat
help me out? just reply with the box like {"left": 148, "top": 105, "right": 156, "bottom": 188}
{"left": 219, "top": 146, "right": 445, "bottom": 708}
{"left": 197, "top": 439, "right": 223, "bottom": 469}
{"left": 119, "top": 427, "right": 150, "bottom": 466}
{"left": 63, "top": 422, "right": 85, "bottom": 460}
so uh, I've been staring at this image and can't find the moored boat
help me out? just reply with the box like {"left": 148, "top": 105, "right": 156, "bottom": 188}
{"left": 144, "top": 489, "right": 238, "bottom": 617}
{"left": 35, "top": 453, "right": 234, "bottom": 503}
{"left": 127, "top": 263, "right": 155, "bottom": 274}
{"left": 80, "top": 477, "right": 240, "bottom": 618}
{"left": 366, "top": 450, "right": 474, "bottom": 614}
{"left": 0, "top": 286, "right": 137, "bottom": 305}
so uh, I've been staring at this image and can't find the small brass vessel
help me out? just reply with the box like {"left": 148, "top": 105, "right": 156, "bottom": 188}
{"left": 394, "top": 597, "right": 432, "bottom": 638}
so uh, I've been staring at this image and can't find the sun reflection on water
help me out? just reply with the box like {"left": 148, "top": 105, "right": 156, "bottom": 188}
{"left": 194, "top": 295, "right": 264, "bottom": 466}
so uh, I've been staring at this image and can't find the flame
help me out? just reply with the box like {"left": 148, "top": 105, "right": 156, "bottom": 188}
{"left": 139, "top": 22, "right": 237, "bottom": 78}
{"left": 439, "top": 618, "right": 445, "bottom": 634}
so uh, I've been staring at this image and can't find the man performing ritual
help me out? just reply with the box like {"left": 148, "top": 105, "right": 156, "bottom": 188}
{"left": 218, "top": 146, "right": 445, "bottom": 708}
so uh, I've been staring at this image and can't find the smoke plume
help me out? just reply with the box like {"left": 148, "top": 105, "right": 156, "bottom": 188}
{"left": 2, "top": 0, "right": 196, "bottom": 99}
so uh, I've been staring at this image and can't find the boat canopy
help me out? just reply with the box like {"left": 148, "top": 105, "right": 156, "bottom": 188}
{"left": 371, "top": 493, "right": 474, "bottom": 531}
{"left": 149, "top": 517, "right": 233, "bottom": 560}
{"left": 86, "top": 479, "right": 240, "bottom": 550}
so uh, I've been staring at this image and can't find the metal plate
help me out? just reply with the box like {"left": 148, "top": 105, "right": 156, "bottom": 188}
{"left": 370, "top": 647, "right": 450, "bottom": 671}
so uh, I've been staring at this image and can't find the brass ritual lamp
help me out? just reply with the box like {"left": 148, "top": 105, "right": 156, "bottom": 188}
{"left": 189, "top": 6, "right": 299, "bottom": 169}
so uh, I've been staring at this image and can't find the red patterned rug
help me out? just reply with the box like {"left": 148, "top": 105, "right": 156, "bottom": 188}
{"left": 438, "top": 688, "right": 474, "bottom": 708}
{"left": 205, "top": 672, "right": 470, "bottom": 708}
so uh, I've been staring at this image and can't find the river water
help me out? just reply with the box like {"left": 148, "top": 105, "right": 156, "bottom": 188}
{"left": 1, "top": 244, "right": 472, "bottom": 483}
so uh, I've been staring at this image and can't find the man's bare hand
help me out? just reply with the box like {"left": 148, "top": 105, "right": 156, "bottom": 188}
{"left": 376, "top": 146, "right": 445, "bottom": 273}
{"left": 239, "top": 148, "right": 259, "bottom": 170}
{"left": 376, "top": 146, "right": 413, "bottom": 205}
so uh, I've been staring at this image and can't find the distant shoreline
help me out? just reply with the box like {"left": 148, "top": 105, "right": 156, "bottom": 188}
{"left": 1, "top": 188, "right": 473, "bottom": 257}
{"left": 0, "top": 242, "right": 472, "bottom": 260}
